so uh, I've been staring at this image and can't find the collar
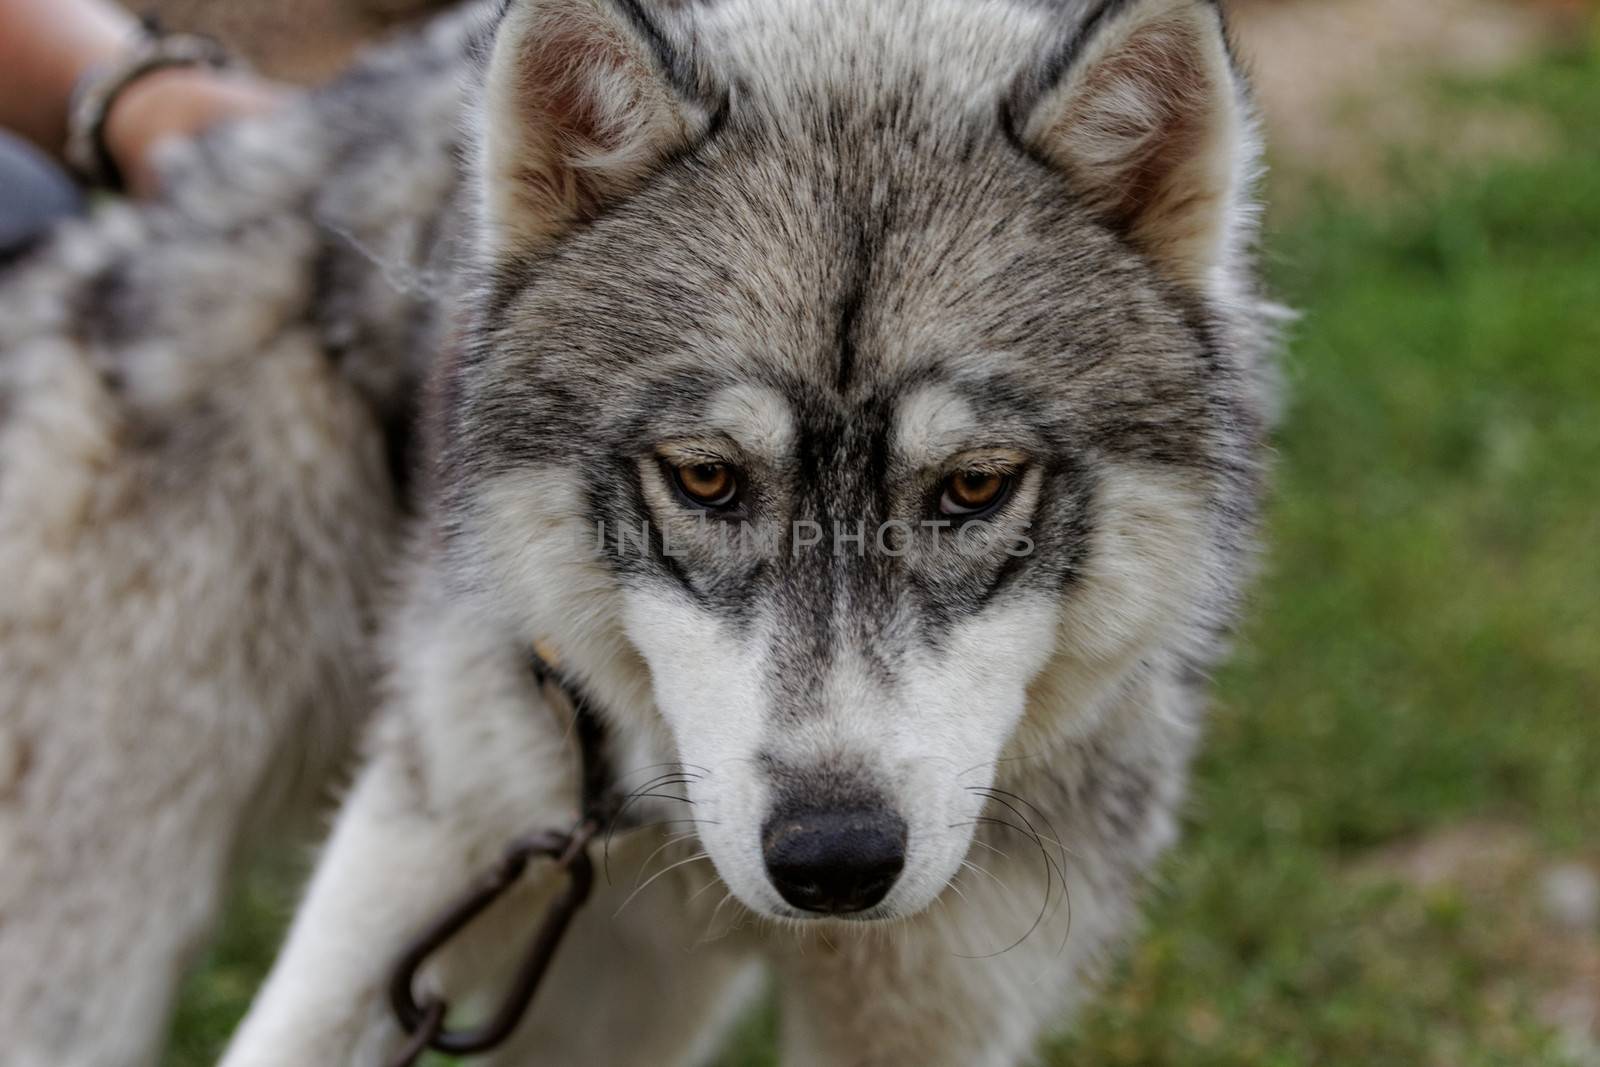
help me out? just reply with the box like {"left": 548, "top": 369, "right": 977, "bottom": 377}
{"left": 530, "top": 639, "right": 622, "bottom": 828}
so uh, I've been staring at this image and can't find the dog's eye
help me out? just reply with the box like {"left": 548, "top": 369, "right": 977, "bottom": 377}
{"left": 671, "top": 462, "right": 740, "bottom": 509}
{"left": 940, "top": 470, "right": 1012, "bottom": 518}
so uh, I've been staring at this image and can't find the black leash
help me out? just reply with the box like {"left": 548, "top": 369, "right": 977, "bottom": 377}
{"left": 384, "top": 649, "right": 619, "bottom": 1067}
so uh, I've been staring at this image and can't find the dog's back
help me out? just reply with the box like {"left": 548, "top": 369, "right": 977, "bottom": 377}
{"left": 0, "top": 12, "right": 479, "bottom": 1065}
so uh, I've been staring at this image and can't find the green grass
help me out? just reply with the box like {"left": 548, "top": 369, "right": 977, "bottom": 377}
{"left": 165, "top": 44, "right": 1600, "bottom": 1067}
{"left": 1044, "top": 44, "right": 1600, "bottom": 1067}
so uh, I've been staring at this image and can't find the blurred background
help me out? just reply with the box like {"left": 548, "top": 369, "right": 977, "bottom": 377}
{"left": 144, "top": 0, "right": 1600, "bottom": 1063}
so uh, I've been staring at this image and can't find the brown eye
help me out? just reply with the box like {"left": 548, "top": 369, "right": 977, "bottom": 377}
{"left": 940, "top": 469, "right": 1011, "bottom": 517}
{"left": 672, "top": 462, "right": 740, "bottom": 509}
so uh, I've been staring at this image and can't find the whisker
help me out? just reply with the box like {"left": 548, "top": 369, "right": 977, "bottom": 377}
{"left": 616, "top": 771, "right": 701, "bottom": 799}
{"left": 966, "top": 790, "right": 1076, "bottom": 940}
{"left": 968, "top": 838, "right": 1011, "bottom": 860}
{"left": 605, "top": 773, "right": 703, "bottom": 883}
{"left": 699, "top": 890, "right": 737, "bottom": 945}
{"left": 966, "top": 789, "right": 1072, "bottom": 928}
{"left": 626, "top": 792, "right": 696, "bottom": 806}
{"left": 616, "top": 776, "right": 700, "bottom": 802}
{"left": 962, "top": 790, "right": 1074, "bottom": 855}
{"left": 958, "top": 858, "right": 1010, "bottom": 894}
{"left": 956, "top": 817, "right": 1070, "bottom": 894}
{"left": 612, "top": 851, "right": 711, "bottom": 918}
{"left": 967, "top": 786, "right": 1080, "bottom": 859}
{"left": 957, "top": 751, "right": 1047, "bottom": 778}
{"left": 621, "top": 817, "right": 718, "bottom": 833}
{"left": 602, "top": 817, "right": 716, "bottom": 881}
{"left": 946, "top": 874, "right": 971, "bottom": 906}
{"left": 686, "top": 875, "right": 725, "bottom": 906}
{"left": 607, "top": 773, "right": 701, "bottom": 826}
{"left": 631, "top": 831, "right": 702, "bottom": 888}
{"left": 613, "top": 762, "right": 709, "bottom": 783}
{"left": 948, "top": 816, "right": 1064, "bottom": 960}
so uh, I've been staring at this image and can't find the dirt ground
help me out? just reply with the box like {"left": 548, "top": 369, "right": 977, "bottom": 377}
{"left": 1228, "top": 0, "right": 1595, "bottom": 197}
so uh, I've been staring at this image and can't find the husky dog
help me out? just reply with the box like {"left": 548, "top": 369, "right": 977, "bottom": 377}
{"left": 216, "top": 0, "right": 1276, "bottom": 1062}
{"left": 3, "top": 0, "right": 1275, "bottom": 1062}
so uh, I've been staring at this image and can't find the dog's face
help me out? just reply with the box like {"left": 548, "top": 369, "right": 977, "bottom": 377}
{"left": 444, "top": 0, "right": 1265, "bottom": 921}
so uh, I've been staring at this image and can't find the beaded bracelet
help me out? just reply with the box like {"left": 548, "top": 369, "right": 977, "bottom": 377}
{"left": 64, "top": 17, "right": 236, "bottom": 191}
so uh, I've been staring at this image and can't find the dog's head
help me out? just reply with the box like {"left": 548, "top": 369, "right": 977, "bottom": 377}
{"left": 441, "top": 0, "right": 1270, "bottom": 921}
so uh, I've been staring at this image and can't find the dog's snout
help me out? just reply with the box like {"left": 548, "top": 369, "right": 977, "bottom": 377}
{"left": 761, "top": 807, "right": 906, "bottom": 914}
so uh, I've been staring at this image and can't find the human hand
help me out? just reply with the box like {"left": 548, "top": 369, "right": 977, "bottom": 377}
{"left": 101, "top": 66, "right": 290, "bottom": 198}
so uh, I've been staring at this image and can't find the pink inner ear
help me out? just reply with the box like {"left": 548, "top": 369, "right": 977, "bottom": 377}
{"left": 1063, "top": 17, "right": 1214, "bottom": 229}
{"left": 481, "top": 0, "right": 704, "bottom": 254}
{"left": 512, "top": 24, "right": 640, "bottom": 215}
{"left": 518, "top": 26, "right": 630, "bottom": 154}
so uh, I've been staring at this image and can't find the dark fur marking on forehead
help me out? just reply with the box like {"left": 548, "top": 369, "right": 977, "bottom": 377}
{"left": 835, "top": 285, "right": 863, "bottom": 393}
{"left": 441, "top": 0, "right": 1274, "bottom": 685}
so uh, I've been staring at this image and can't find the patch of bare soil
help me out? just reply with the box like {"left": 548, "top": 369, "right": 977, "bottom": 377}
{"left": 1227, "top": 0, "right": 1594, "bottom": 199}
{"left": 1353, "top": 821, "right": 1600, "bottom": 1063}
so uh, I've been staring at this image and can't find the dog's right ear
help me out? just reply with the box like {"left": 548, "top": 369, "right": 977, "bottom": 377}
{"left": 479, "top": 0, "right": 722, "bottom": 257}
{"left": 1006, "top": 0, "right": 1254, "bottom": 290}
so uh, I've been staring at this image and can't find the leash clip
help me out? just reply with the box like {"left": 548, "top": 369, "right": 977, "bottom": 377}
{"left": 385, "top": 820, "right": 598, "bottom": 1067}
{"left": 384, "top": 646, "right": 613, "bottom": 1067}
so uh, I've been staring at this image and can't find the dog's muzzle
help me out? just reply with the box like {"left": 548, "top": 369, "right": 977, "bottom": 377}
{"left": 760, "top": 806, "right": 906, "bottom": 914}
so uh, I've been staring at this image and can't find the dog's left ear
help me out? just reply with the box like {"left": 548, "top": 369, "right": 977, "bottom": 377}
{"left": 1008, "top": 0, "right": 1255, "bottom": 289}
{"left": 479, "top": 0, "right": 722, "bottom": 257}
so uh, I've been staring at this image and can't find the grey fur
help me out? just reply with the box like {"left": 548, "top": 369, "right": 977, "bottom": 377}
{"left": 0, "top": 0, "right": 1280, "bottom": 1064}
{"left": 0, "top": 14, "right": 475, "bottom": 1066}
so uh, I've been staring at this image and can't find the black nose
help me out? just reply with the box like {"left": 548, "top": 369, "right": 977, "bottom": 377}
{"left": 761, "top": 807, "right": 906, "bottom": 914}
